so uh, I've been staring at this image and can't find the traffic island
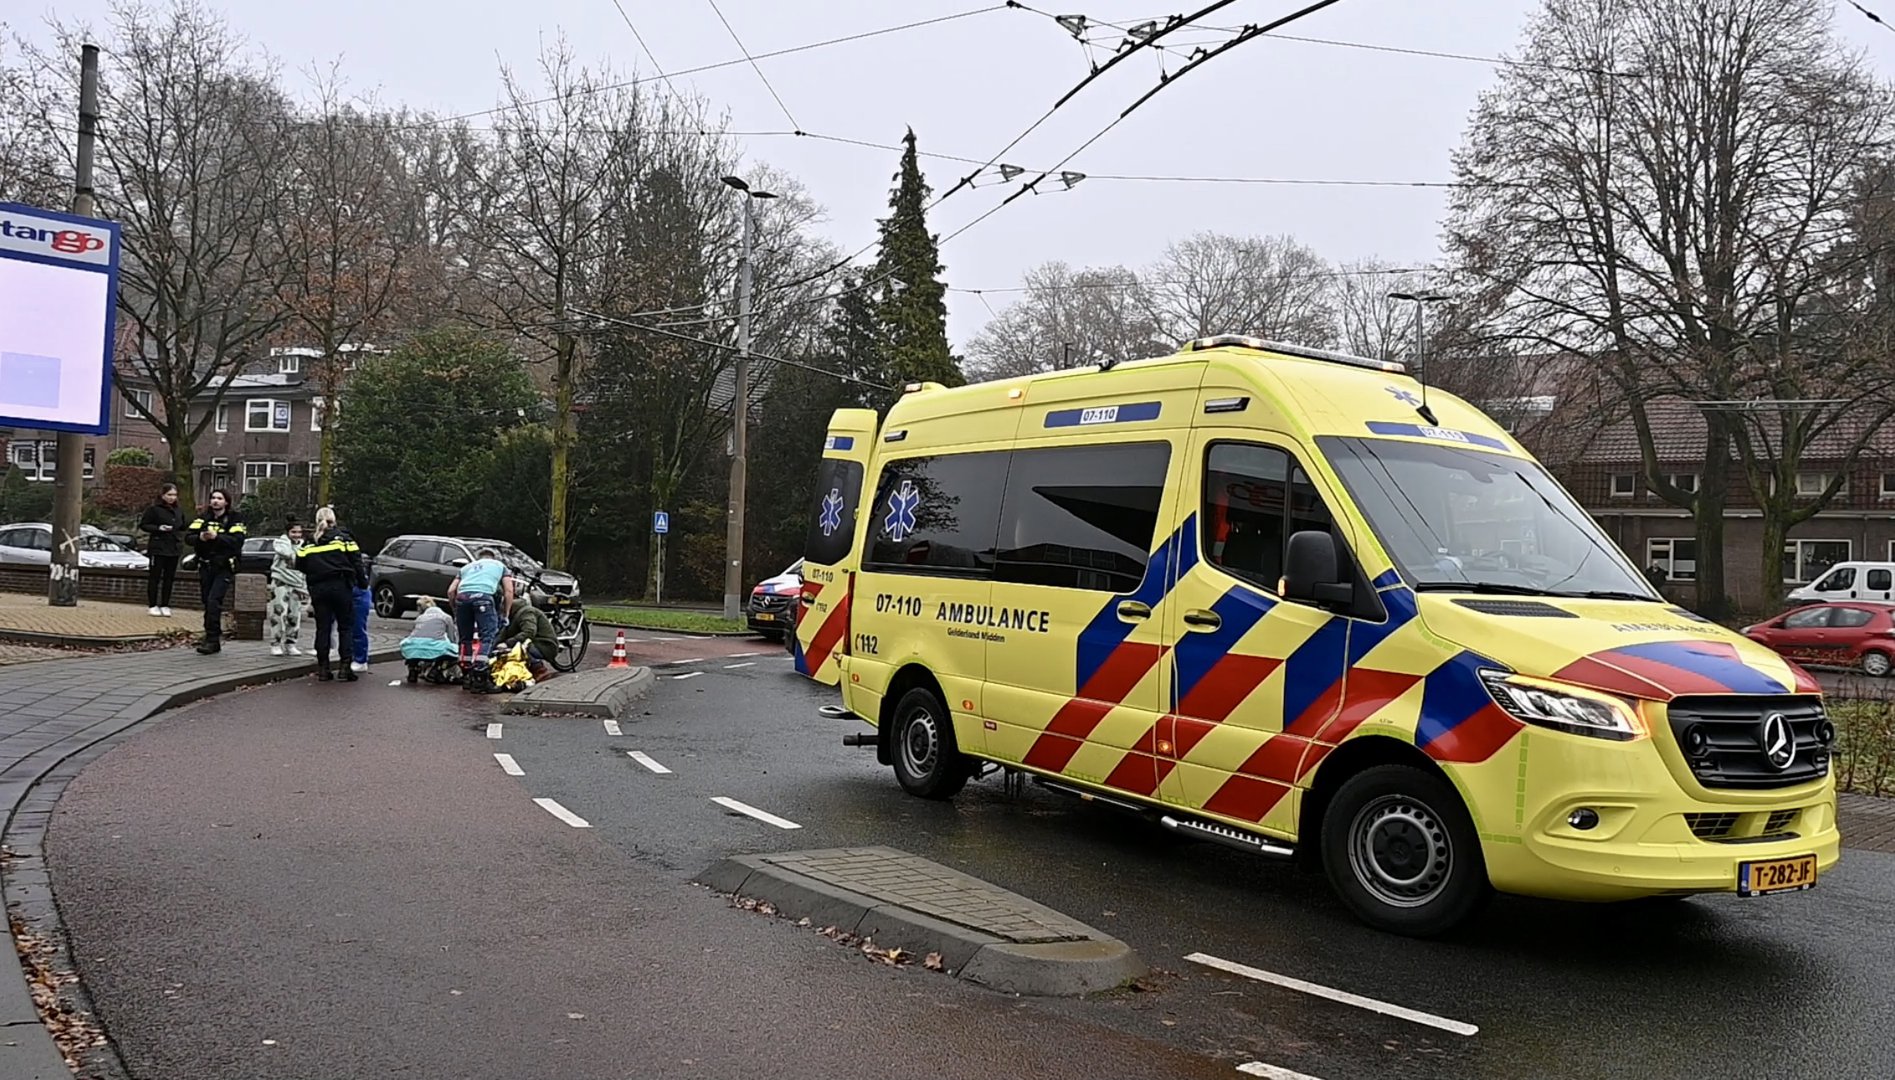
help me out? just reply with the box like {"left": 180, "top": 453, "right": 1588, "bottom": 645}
{"left": 503, "top": 665, "right": 654, "bottom": 718}
{"left": 699, "top": 846, "right": 1146, "bottom": 996}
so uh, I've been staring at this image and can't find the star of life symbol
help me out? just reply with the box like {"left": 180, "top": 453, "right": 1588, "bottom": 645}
{"left": 818, "top": 488, "right": 845, "bottom": 537}
{"left": 1386, "top": 386, "right": 1421, "bottom": 406}
{"left": 885, "top": 480, "right": 920, "bottom": 542}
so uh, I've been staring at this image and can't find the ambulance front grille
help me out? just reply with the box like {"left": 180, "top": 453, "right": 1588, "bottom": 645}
{"left": 1666, "top": 696, "right": 1830, "bottom": 790}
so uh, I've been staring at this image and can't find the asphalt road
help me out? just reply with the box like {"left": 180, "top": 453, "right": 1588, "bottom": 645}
{"left": 43, "top": 640, "right": 1895, "bottom": 1080}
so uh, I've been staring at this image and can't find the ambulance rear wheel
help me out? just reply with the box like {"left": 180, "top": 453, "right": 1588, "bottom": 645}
{"left": 891, "top": 686, "right": 968, "bottom": 800}
{"left": 1320, "top": 764, "right": 1489, "bottom": 937}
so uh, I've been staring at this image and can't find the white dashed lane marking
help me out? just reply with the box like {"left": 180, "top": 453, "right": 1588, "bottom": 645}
{"left": 1235, "top": 1063, "right": 1326, "bottom": 1079}
{"left": 1185, "top": 953, "right": 1478, "bottom": 1036}
{"left": 627, "top": 751, "right": 672, "bottom": 775}
{"left": 486, "top": 723, "right": 503, "bottom": 739}
{"left": 671, "top": 671, "right": 703, "bottom": 681}
{"left": 493, "top": 753, "right": 524, "bottom": 776}
{"left": 534, "top": 798, "right": 591, "bottom": 828}
{"left": 724, "top": 662, "right": 755, "bottom": 670}
{"left": 711, "top": 797, "right": 801, "bottom": 830}
{"left": 603, "top": 719, "right": 622, "bottom": 737}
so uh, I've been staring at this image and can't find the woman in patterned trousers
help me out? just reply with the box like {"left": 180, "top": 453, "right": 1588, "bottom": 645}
{"left": 267, "top": 520, "right": 309, "bottom": 656}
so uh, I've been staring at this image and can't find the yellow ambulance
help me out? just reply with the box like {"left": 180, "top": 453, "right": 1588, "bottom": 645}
{"left": 794, "top": 335, "right": 1840, "bottom": 936}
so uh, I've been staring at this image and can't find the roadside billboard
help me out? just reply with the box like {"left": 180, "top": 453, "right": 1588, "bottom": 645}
{"left": 0, "top": 201, "right": 121, "bottom": 435}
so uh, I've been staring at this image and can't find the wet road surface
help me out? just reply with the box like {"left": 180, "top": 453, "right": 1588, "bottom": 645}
{"left": 44, "top": 642, "right": 1895, "bottom": 1080}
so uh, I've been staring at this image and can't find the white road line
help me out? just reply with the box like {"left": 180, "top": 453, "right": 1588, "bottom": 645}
{"left": 493, "top": 753, "right": 524, "bottom": 777}
{"left": 724, "top": 662, "right": 755, "bottom": 669}
{"left": 729, "top": 652, "right": 762, "bottom": 658}
{"left": 623, "top": 638, "right": 649, "bottom": 643}
{"left": 711, "top": 796, "right": 802, "bottom": 830}
{"left": 671, "top": 671, "right": 703, "bottom": 681}
{"left": 627, "top": 751, "right": 672, "bottom": 774}
{"left": 674, "top": 657, "right": 706, "bottom": 665}
{"left": 602, "top": 719, "right": 623, "bottom": 737}
{"left": 1185, "top": 953, "right": 1477, "bottom": 1037}
{"left": 1236, "top": 1062, "right": 1326, "bottom": 1080}
{"left": 533, "top": 797, "right": 591, "bottom": 828}
{"left": 653, "top": 637, "right": 682, "bottom": 642}
{"left": 486, "top": 722, "right": 503, "bottom": 739}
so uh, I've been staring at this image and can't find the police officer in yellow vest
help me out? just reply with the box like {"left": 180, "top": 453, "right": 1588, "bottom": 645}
{"left": 187, "top": 488, "right": 247, "bottom": 655}
{"left": 297, "top": 506, "right": 368, "bottom": 681}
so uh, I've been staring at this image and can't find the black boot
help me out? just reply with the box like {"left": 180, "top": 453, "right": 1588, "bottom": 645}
{"left": 340, "top": 666, "right": 359, "bottom": 682}
{"left": 316, "top": 658, "right": 334, "bottom": 681}
{"left": 196, "top": 638, "right": 219, "bottom": 655}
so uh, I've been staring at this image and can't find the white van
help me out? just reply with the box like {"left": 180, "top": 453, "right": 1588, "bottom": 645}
{"left": 1787, "top": 561, "right": 1895, "bottom": 606}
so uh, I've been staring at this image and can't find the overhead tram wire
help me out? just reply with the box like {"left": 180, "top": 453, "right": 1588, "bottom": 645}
{"left": 607, "top": 0, "right": 691, "bottom": 108}
{"left": 705, "top": 0, "right": 802, "bottom": 131}
{"left": 938, "top": 0, "right": 1351, "bottom": 248}
{"left": 569, "top": 306, "right": 895, "bottom": 391}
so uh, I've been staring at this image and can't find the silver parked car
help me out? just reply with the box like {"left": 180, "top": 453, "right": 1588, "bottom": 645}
{"left": 0, "top": 522, "right": 151, "bottom": 569}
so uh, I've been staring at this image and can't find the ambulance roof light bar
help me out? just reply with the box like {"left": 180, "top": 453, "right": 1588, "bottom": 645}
{"left": 1183, "top": 335, "right": 1408, "bottom": 375}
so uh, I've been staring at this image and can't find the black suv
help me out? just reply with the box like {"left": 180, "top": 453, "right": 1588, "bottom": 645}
{"left": 369, "top": 534, "right": 579, "bottom": 617}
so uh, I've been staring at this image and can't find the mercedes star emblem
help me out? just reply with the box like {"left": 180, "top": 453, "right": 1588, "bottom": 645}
{"left": 1758, "top": 712, "right": 1796, "bottom": 771}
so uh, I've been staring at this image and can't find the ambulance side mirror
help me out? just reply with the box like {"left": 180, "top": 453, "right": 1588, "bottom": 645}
{"left": 1284, "top": 530, "right": 1354, "bottom": 609}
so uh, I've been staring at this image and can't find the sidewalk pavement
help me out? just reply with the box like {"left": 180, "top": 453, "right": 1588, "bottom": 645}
{"left": 0, "top": 592, "right": 180, "bottom": 646}
{"left": 0, "top": 633, "right": 404, "bottom": 1079}
{"left": 1841, "top": 793, "right": 1895, "bottom": 854}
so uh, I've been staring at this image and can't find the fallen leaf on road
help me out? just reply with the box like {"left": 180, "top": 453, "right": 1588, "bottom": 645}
{"left": 924, "top": 952, "right": 945, "bottom": 971}
{"left": 797, "top": 917, "right": 811, "bottom": 927}
{"left": 1160, "top": 1019, "right": 1177, "bottom": 1027}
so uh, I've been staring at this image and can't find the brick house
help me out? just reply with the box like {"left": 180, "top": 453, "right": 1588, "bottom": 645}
{"left": 1488, "top": 356, "right": 1895, "bottom": 613}
{"left": 2, "top": 347, "right": 336, "bottom": 503}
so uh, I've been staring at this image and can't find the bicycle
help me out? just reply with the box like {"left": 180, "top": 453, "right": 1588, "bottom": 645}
{"left": 524, "top": 569, "right": 591, "bottom": 672}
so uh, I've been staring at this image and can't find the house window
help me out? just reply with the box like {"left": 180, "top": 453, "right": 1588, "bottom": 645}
{"left": 241, "top": 460, "right": 288, "bottom": 495}
{"left": 210, "top": 457, "right": 231, "bottom": 478}
{"left": 1782, "top": 539, "right": 1851, "bottom": 584}
{"left": 1664, "top": 472, "right": 1698, "bottom": 494}
{"left": 82, "top": 447, "right": 94, "bottom": 481}
{"left": 1646, "top": 537, "right": 1697, "bottom": 582}
{"left": 1610, "top": 473, "right": 1636, "bottom": 498}
{"left": 9, "top": 441, "right": 50, "bottom": 482}
{"left": 246, "top": 398, "right": 291, "bottom": 432}
{"left": 215, "top": 403, "right": 229, "bottom": 433}
{"left": 123, "top": 388, "right": 152, "bottom": 418}
{"left": 1796, "top": 472, "right": 1840, "bottom": 497}
{"left": 311, "top": 396, "right": 325, "bottom": 432}
{"left": 278, "top": 353, "right": 301, "bottom": 375}
{"left": 1881, "top": 474, "right": 1895, "bottom": 500}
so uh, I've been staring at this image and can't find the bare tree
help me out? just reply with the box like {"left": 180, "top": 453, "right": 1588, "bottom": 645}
{"left": 1446, "top": 0, "right": 1895, "bottom": 616}
{"left": 274, "top": 74, "right": 423, "bottom": 503}
{"left": 966, "top": 262, "right": 1167, "bottom": 380}
{"left": 1331, "top": 259, "right": 1429, "bottom": 363}
{"left": 1144, "top": 232, "right": 1336, "bottom": 347}
{"left": 18, "top": 2, "right": 295, "bottom": 504}
{"left": 0, "top": 28, "right": 68, "bottom": 206}
{"left": 465, "top": 41, "right": 646, "bottom": 568}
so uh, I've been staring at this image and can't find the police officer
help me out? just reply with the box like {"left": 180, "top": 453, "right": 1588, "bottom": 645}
{"left": 297, "top": 506, "right": 368, "bottom": 682}
{"left": 187, "top": 488, "right": 246, "bottom": 654}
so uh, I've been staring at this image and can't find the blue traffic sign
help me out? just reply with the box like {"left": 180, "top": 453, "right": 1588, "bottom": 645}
{"left": 653, "top": 511, "right": 670, "bottom": 535}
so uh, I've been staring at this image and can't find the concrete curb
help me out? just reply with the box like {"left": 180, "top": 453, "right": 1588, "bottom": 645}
{"left": 0, "top": 637, "right": 404, "bottom": 1080}
{"left": 0, "top": 628, "right": 176, "bottom": 648}
{"left": 699, "top": 852, "right": 1145, "bottom": 997}
{"left": 503, "top": 666, "right": 655, "bottom": 718}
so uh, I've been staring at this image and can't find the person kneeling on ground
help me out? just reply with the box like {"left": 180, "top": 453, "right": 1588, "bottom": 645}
{"left": 400, "top": 596, "right": 461, "bottom": 684}
{"left": 497, "top": 597, "right": 559, "bottom": 681}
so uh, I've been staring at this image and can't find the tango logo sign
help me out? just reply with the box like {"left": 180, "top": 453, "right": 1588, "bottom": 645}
{"left": 0, "top": 216, "right": 108, "bottom": 259}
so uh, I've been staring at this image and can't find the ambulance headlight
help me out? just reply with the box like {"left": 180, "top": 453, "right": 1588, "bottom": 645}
{"left": 1479, "top": 671, "right": 1644, "bottom": 742}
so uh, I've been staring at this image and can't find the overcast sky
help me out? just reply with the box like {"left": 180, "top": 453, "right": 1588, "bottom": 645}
{"left": 15, "top": 1, "right": 1895, "bottom": 345}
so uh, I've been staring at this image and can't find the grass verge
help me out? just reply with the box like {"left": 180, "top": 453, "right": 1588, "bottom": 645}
{"left": 1826, "top": 698, "right": 1895, "bottom": 797}
{"left": 587, "top": 605, "right": 749, "bottom": 635}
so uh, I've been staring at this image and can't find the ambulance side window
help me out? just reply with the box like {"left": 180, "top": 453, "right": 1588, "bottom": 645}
{"left": 805, "top": 458, "right": 865, "bottom": 565}
{"left": 865, "top": 452, "right": 1008, "bottom": 576}
{"left": 995, "top": 442, "right": 1170, "bottom": 593}
{"left": 1204, "top": 442, "right": 1335, "bottom": 592}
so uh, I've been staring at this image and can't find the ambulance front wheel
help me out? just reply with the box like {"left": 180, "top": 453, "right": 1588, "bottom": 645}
{"left": 1320, "top": 764, "right": 1490, "bottom": 937}
{"left": 890, "top": 686, "right": 970, "bottom": 800}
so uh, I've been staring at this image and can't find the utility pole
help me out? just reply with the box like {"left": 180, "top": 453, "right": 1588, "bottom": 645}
{"left": 721, "top": 176, "right": 775, "bottom": 622}
{"left": 49, "top": 43, "right": 100, "bottom": 607}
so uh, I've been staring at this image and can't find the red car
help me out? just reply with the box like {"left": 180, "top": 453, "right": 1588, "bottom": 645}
{"left": 1743, "top": 602, "right": 1895, "bottom": 676}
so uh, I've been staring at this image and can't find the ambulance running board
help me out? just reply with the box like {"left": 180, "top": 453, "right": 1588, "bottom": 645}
{"left": 1031, "top": 776, "right": 1151, "bottom": 815}
{"left": 818, "top": 705, "right": 858, "bottom": 720}
{"left": 1159, "top": 815, "right": 1296, "bottom": 860}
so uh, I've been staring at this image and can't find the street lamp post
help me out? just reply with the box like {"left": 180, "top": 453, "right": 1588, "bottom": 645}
{"left": 722, "top": 176, "right": 775, "bottom": 623}
{"left": 1387, "top": 291, "right": 1451, "bottom": 377}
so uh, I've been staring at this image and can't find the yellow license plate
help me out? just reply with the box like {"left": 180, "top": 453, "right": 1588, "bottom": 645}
{"left": 1738, "top": 854, "right": 1818, "bottom": 897}
{"left": 754, "top": 612, "right": 775, "bottom": 622}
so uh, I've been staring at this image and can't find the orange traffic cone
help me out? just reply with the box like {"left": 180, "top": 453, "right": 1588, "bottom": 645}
{"left": 609, "top": 629, "right": 629, "bottom": 668}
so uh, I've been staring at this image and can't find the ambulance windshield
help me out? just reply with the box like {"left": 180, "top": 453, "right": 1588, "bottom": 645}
{"left": 1319, "top": 436, "right": 1659, "bottom": 600}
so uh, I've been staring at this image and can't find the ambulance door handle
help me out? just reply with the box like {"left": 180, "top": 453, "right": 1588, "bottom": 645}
{"left": 1183, "top": 610, "right": 1222, "bottom": 631}
{"left": 1117, "top": 601, "right": 1151, "bottom": 622}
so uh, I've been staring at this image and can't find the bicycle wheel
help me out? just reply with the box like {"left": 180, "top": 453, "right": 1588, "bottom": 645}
{"left": 551, "top": 611, "right": 590, "bottom": 672}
